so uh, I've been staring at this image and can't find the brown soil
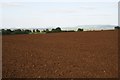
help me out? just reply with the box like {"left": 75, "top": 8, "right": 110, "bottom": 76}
{"left": 2, "top": 30, "right": 118, "bottom": 78}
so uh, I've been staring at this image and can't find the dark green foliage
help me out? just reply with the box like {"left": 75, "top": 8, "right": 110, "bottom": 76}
{"left": 1, "top": 29, "right": 31, "bottom": 35}
{"left": 33, "top": 29, "right": 36, "bottom": 32}
{"left": 51, "top": 27, "right": 61, "bottom": 33}
{"left": 42, "top": 29, "right": 49, "bottom": 33}
{"left": 13, "top": 29, "right": 32, "bottom": 34}
{"left": 45, "top": 29, "right": 50, "bottom": 33}
{"left": 42, "top": 27, "right": 77, "bottom": 33}
{"left": 114, "top": 26, "right": 120, "bottom": 30}
{"left": 13, "top": 29, "right": 22, "bottom": 34}
{"left": 36, "top": 29, "right": 40, "bottom": 32}
{"left": 50, "top": 27, "right": 61, "bottom": 33}
{"left": 77, "top": 28, "right": 84, "bottom": 32}
{"left": 42, "top": 27, "right": 62, "bottom": 33}
{"left": 51, "top": 28, "right": 57, "bottom": 33}
{"left": 42, "top": 30, "right": 46, "bottom": 33}
{"left": 1, "top": 29, "right": 13, "bottom": 35}
{"left": 24, "top": 29, "right": 31, "bottom": 34}
{"left": 1, "top": 27, "right": 84, "bottom": 35}
{"left": 55, "top": 27, "right": 61, "bottom": 32}
{"left": 51, "top": 29, "right": 56, "bottom": 32}
{"left": 42, "top": 29, "right": 51, "bottom": 33}
{"left": 61, "top": 30, "right": 75, "bottom": 32}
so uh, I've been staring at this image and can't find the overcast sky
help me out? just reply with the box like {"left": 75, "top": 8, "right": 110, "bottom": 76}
{"left": 0, "top": 0, "right": 119, "bottom": 29}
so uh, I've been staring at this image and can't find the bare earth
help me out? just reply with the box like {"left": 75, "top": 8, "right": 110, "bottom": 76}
{"left": 2, "top": 30, "right": 118, "bottom": 78}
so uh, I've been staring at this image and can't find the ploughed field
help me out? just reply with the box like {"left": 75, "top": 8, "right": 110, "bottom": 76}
{"left": 2, "top": 30, "right": 118, "bottom": 78}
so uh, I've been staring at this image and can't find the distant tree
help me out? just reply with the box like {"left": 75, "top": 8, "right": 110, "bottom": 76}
{"left": 1, "top": 29, "right": 6, "bottom": 35}
{"left": 45, "top": 29, "right": 49, "bottom": 33}
{"left": 114, "top": 26, "right": 120, "bottom": 30}
{"left": 51, "top": 28, "right": 56, "bottom": 32}
{"left": 56, "top": 27, "right": 61, "bottom": 32}
{"left": 51, "top": 27, "right": 62, "bottom": 33}
{"left": 1, "top": 29, "right": 13, "bottom": 35}
{"left": 77, "top": 28, "right": 84, "bottom": 32}
{"left": 24, "top": 29, "right": 31, "bottom": 34}
{"left": 1, "top": 29, "right": 5, "bottom": 35}
{"left": 40, "top": 27, "right": 77, "bottom": 34}
{"left": 42, "top": 30, "right": 46, "bottom": 33}
{"left": 33, "top": 29, "right": 36, "bottom": 33}
{"left": 13, "top": 29, "right": 22, "bottom": 34}
{"left": 36, "top": 29, "right": 40, "bottom": 32}
{"left": 7, "top": 29, "right": 12, "bottom": 33}
{"left": 2, "top": 29, "right": 32, "bottom": 35}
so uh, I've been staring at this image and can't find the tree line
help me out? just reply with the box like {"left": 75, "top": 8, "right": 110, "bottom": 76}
{"left": 42, "top": 27, "right": 83, "bottom": 33}
{"left": 1, "top": 27, "right": 84, "bottom": 35}
{"left": 1, "top": 29, "right": 32, "bottom": 35}
{"left": 1, "top": 26, "right": 119, "bottom": 35}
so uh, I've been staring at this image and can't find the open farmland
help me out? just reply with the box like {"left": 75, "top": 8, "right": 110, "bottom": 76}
{"left": 2, "top": 30, "right": 118, "bottom": 78}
